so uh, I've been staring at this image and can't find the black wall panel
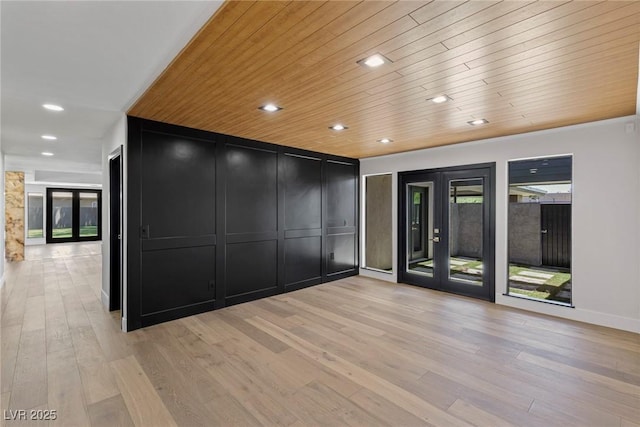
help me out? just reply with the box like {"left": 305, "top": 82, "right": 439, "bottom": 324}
{"left": 284, "top": 236, "right": 322, "bottom": 288}
{"left": 226, "top": 240, "right": 278, "bottom": 299}
{"left": 283, "top": 154, "right": 322, "bottom": 230}
{"left": 141, "top": 131, "right": 216, "bottom": 238}
{"left": 141, "top": 246, "right": 216, "bottom": 315}
{"left": 326, "top": 161, "right": 356, "bottom": 228}
{"left": 127, "top": 117, "right": 358, "bottom": 330}
{"left": 327, "top": 234, "right": 356, "bottom": 275}
{"left": 226, "top": 145, "right": 277, "bottom": 234}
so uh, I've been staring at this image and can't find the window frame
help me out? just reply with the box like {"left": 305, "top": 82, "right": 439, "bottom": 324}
{"left": 505, "top": 155, "right": 573, "bottom": 307}
{"left": 46, "top": 188, "right": 102, "bottom": 243}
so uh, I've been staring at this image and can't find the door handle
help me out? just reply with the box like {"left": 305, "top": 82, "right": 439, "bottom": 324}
{"left": 541, "top": 229, "right": 548, "bottom": 234}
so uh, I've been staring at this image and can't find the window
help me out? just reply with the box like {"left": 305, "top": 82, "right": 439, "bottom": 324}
{"left": 79, "top": 192, "right": 99, "bottom": 237}
{"left": 363, "top": 174, "right": 392, "bottom": 272}
{"left": 507, "top": 156, "right": 572, "bottom": 305}
{"left": 27, "top": 193, "right": 44, "bottom": 238}
{"left": 50, "top": 191, "right": 73, "bottom": 239}
{"left": 46, "top": 188, "right": 102, "bottom": 243}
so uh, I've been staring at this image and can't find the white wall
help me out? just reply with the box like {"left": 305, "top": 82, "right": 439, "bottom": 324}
{"left": 0, "top": 3, "right": 4, "bottom": 288}
{"left": 0, "top": 145, "right": 5, "bottom": 288}
{"left": 360, "top": 116, "right": 640, "bottom": 333}
{"left": 100, "top": 114, "right": 127, "bottom": 330}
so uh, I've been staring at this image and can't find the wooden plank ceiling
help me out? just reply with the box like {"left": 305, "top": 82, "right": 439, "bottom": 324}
{"left": 129, "top": 1, "right": 640, "bottom": 159}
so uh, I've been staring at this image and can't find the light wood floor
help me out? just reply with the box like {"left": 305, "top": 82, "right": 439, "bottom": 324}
{"left": 1, "top": 243, "right": 639, "bottom": 427}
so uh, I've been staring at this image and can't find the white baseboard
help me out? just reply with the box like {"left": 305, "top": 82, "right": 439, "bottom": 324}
{"left": 496, "top": 294, "right": 640, "bottom": 333}
{"left": 101, "top": 289, "right": 109, "bottom": 309}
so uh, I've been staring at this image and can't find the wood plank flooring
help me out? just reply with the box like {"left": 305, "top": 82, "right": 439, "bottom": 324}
{"left": 1, "top": 242, "right": 639, "bottom": 426}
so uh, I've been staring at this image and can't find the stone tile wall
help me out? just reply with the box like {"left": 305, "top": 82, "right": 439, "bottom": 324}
{"left": 5, "top": 171, "right": 25, "bottom": 261}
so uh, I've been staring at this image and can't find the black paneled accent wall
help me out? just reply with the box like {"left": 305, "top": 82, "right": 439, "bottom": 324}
{"left": 127, "top": 117, "right": 359, "bottom": 330}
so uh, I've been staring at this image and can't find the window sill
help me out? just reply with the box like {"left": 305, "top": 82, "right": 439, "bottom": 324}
{"left": 362, "top": 267, "right": 393, "bottom": 275}
{"left": 503, "top": 292, "right": 574, "bottom": 308}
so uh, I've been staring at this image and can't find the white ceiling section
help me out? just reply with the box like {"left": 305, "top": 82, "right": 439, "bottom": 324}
{"left": 1, "top": 0, "right": 223, "bottom": 176}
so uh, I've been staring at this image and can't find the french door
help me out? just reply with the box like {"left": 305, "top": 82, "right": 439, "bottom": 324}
{"left": 46, "top": 188, "right": 102, "bottom": 243}
{"left": 398, "top": 164, "right": 495, "bottom": 301}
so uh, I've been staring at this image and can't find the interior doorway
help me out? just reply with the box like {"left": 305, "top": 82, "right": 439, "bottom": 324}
{"left": 108, "top": 147, "right": 123, "bottom": 312}
{"left": 398, "top": 163, "right": 495, "bottom": 302}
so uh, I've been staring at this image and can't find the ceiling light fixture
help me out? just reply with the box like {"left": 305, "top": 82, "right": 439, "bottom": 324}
{"left": 467, "top": 119, "right": 489, "bottom": 126}
{"left": 357, "top": 53, "right": 391, "bottom": 68}
{"left": 259, "top": 103, "right": 282, "bottom": 112}
{"left": 43, "top": 103, "right": 64, "bottom": 112}
{"left": 41, "top": 135, "right": 57, "bottom": 140}
{"left": 329, "top": 124, "right": 348, "bottom": 131}
{"left": 378, "top": 138, "right": 393, "bottom": 144}
{"left": 429, "top": 95, "right": 450, "bottom": 104}
{"left": 41, "top": 152, "right": 54, "bottom": 156}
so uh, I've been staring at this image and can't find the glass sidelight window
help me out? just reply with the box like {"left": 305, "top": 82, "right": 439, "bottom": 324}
{"left": 507, "top": 156, "right": 572, "bottom": 306}
{"left": 79, "top": 192, "right": 99, "bottom": 237}
{"left": 27, "top": 193, "right": 44, "bottom": 239}
{"left": 363, "top": 174, "right": 392, "bottom": 272}
{"left": 46, "top": 188, "right": 102, "bottom": 243}
{"left": 448, "top": 179, "right": 484, "bottom": 286}
{"left": 51, "top": 191, "right": 73, "bottom": 239}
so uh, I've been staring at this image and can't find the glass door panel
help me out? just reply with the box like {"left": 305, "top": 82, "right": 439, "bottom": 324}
{"left": 407, "top": 182, "right": 435, "bottom": 277}
{"left": 51, "top": 191, "right": 73, "bottom": 239}
{"left": 399, "top": 172, "right": 441, "bottom": 289}
{"left": 79, "top": 192, "right": 99, "bottom": 237}
{"left": 448, "top": 178, "right": 484, "bottom": 286}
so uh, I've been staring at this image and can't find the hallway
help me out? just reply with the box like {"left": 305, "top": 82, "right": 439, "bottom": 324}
{"left": 1, "top": 243, "right": 129, "bottom": 425}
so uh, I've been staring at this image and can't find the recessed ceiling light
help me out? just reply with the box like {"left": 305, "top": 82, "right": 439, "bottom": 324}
{"left": 378, "top": 138, "right": 393, "bottom": 144}
{"left": 329, "top": 124, "right": 348, "bottom": 131}
{"left": 43, "top": 103, "right": 64, "bottom": 112}
{"left": 429, "top": 95, "right": 450, "bottom": 104}
{"left": 357, "top": 53, "right": 391, "bottom": 68}
{"left": 468, "top": 119, "right": 489, "bottom": 126}
{"left": 41, "top": 152, "right": 54, "bottom": 156}
{"left": 259, "top": 103, "right": 282, "bottom": 112}
{"left": 41, "top": 135, "right": 57, "bottom": 140}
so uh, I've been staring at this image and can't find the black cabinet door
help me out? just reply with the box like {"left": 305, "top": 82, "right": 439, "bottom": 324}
{"left": 136, "top": 126, "right": 218, "bottom": 326}
{"left": 224, "top": 142, "right": 279, "bottom": 305}
{"left": 325, "top": 160, "right": 358, "bottom": 279}
{"left": 282, "top": 153, "right": 323, "bottom": 290}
